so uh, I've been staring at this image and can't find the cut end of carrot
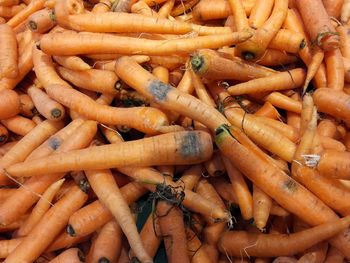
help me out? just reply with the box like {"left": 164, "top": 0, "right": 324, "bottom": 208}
{"left": 98, "top": 257, "right": 110, "bottom": 263}
{"left": 190, "top": 54, "right": 205, "bottom": 74}
{"left": 66, "top": 224, "right": 76, "bottom": 236}
{"left": 51, "top": 108, "right": 62, "bottom": 119}
{"left": 242, "top": 51, "right": 256, "bottom": 61}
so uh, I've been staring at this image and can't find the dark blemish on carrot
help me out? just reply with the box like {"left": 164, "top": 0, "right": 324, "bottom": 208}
{"left": 77, "top": 249, "right": 85, "bottom": 262}
{"left": 0, "top": 135, "right": 7, "bottom": 143}
{"left": 180, "top": 132, "right": 201, "bottom": 157}
{"left": 148, "top": 80, "right": 171, "bottom": 102}
{"left": 49, "top": 137, "right": 61, "bottom": 150}
{"left": 98, "top": 257, "right": 110, "bottom": 263}
{"left": 284, "top": 179, "right": 298, "bottom": 192}
{"left": 66, "top": 224, "right": 76, "bottom": 236}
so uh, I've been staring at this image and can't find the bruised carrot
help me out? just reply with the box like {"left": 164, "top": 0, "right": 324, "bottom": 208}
{"left": 0, "top": 89, "right": 20, "bottom": 120}
{"left": 39, "top": 31, "right": 253, "bottom": 56}
{"left": 218, "top": 216, "right": 350, "bottom": 258}
{"left": 3, "top": 184, "right": 88, "bottom": 263}
{"left": 27, "top": 8, "right": 56, "bottom": 33}
{"left": 0, "top": 24, "right": 18, "bottom": 78}
{"left": 48, "top": 248, "right": 84, "bottom": 263}
{"left": 57, "top": 67, "right": 120, "bottom": 94}
{"left": 86, "top": 221, "right": 122, "bottom": 263}
{"left": 28, "top": 85, "right": 65, "bottom": 121}
{"left": 1, "top": 115, "right": 36, "bottom": 136}
{"left": 296, "top": 0, "right": 340, "bottom": 51}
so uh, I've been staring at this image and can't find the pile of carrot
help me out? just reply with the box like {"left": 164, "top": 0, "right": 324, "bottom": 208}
{"left": 2, "top": 0, "right": 350, "bottom": 262}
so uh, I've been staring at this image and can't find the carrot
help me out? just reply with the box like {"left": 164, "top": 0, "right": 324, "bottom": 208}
{"left": 341, "top": 0, "right": 350, "bottom": 23}
{"left": 0, "top": 89, "right": 20, "bottom": 120}
{"left": 0, "top": 239, "right": 22, "bottom": 258}
{"left": 48, "top": 248, "right": 84, "bottom": 263}
{"left": 15, "top": 179, "right": 65, "bottom": 237}
{"left": 170, "top": 0, "right": 199, "bottom": 16}
{"left": 186, "top": 228, "right": 212, "bottom": 263}
{"left": 236, "top": 0, "right": 289, "bottom": 60}
{"left": 27, "top": 85, "right": 65, "bottom": 121}
{"left": 57, "top": 67, "right": 120, "bottom": 95}
{"left": 156, "top": 199, "right": 190, "bottom": 263}
{"left": 86, "top": 220, "right": 122, "bottom": 263}
{"left": 1, "top": 115, "right": 36, "bottom": 136}
{"left": 313, "top": 88, "right": 350, "bottom": 124}
{"left": 248, "top": 0, "right": 273, "bottom": 29}
{"left": 157, "top": 0, "right": 175, "bottom": 18}
{"left": 53, "top": 55, "right": 91, "bottom": 71}
{"left": 226, "top": 68, "right": 306, "bottom": 96}
{"left": 222, "top": 156, "right": 253, "bottom": 221}
{"left": 91, "top": 0, "right": 111, "bottom": 13}
{"left": 85, "top": 168, "right": 152, "bottom": 263}
{"left": 316, "top": 150, "right": 350, "bottom": 179}
{"left": 192, "top": 0, "right": 255, "bottom": 20}
{"left": 319, "top": 135, "right": 346, "bottom": 151}
{"left": 302, "top": 47, "right": 324, "bottom": 94}
{"left": 66, "top": 182, "right": 147, "bottom": 237}
{"left": 18, "top": 92, "right": 35, "bottom": 118}
{"left": 254, "top": 102, "right": 280, "bottom": 120}
{"left": 325, "top": 49, "right": 344, "bottom": 91}
{"left": 0, "top": 24, "right": 18, "bottom": 78}
{"left": 131, "top": 1, "right": 159, "bottom": 17}
{"left": 296, "top": 0, "right": 339, "bottom": 51}
{"left": 0, "top": 120, "right": 95, "bottom": 225}
{"left": 218, "top": 216, "right": 350, "bottom": 258}
{"left": 3, "top": 184, "right": 88, "bottom": 263}
{"left": 264, "top": 92, "right": 302, "bottom": 113}
{"left": 324, "top": 246, "right": 344, "bottom": 263}
{"left": 7, "top": 0, "right": 46, "bottom": 28}
{"left": 204, "top": 152, "right": 225, "bottom": 177}
{"left": 253, "top": 185, "right": 272, "bottom": 231}
{"left": 0, "top": 4, "right": 25, "bottom": 18}
{"left": 0, "top": 0, "right": 18, "bottom": 6}
{"left": 322, "top": 0, "right": 344, "bottom": 18}
{"left": 190, "top": 69, "right": 216, "bottom": 107}
{"left": 336, "top": 25, "right": 350, "bottom": 59}
{"left": 27, "top": 8, "right": 56, "bottom": 33}
{"left": 190, "top": 49, "right": 274, "bottom": 81}
{"left": 0, "top": 125, "right": 8, "bottom": 146}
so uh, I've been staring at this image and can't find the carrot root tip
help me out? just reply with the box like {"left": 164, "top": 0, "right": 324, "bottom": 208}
{"left": 114, "top": 81, "right": 122, "bottom": 91}
{"left": 66, "top": 224, "right": 76, "bottom": 236}
{"left": 51, "top": 108, "right": 62, "bottom": 119}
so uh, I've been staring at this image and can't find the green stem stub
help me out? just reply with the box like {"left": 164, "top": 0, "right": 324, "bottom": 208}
{"left": 190, "top": 55, "right": 204, "bottom": 73}
{"left": 214, "top": 124, "right": 232, "bottom": 145}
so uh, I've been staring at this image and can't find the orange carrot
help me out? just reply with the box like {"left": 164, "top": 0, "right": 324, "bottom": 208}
{"left": 18, "top": 92, "right": 35, "bottom": 118}
{"left": 341, "top": 0, "right": 350, "bottom": 23}
{"left": 316, "top": 150, "right": 350, "bottom": 179}
{"left": 91, "top": 0, "right": 111, "bottom": 13}
{"left": 48, "top": 248, "right": 84, "bottom": 263}
{"left": 325, "top": 49, "right": 344, "bottom": 90}
{"left": 204, "top": 152, "right": 225, "bottom": 177}
{"left": 53, "top": 55, "right": 91, "bottom": 71}
{"left": 1, "top": 115, "right": 36, "bottom": 136}
{"left": 157, "top": 0, "right": 175, "bottom": 18}
{"left": 27, "top": 8, "right": 56, "bottom": 33}
{"left": 0, "top": 4, "right": 25, "bottom": 18}
{"left": 254, "top": 102, "right": 280, "bottom": 120}
{"left": 324, "top": 246, "right": 344, "bottom": 263}
{"left": 253, "top": 185, "right": 272, "bottom": 231}
{"left": 302, "top": 47, "right": 324, "bottom": 94}
{"left": 0, "top": 23, "right": 18, "bottom": 78}
{"left": 0, "top": 89, "right": 20, "bottom": 120}
{"left": 323, "top": 0, "right": 344, "bottom": 18}
{"left": 0, "top": 125, "right": 8, "bottom": 146}
{"left": 7, "top": 0, "right": 46, "bottom": 28}
{"left": 264, "top": 92, "right": 302, "bottom": 113}
{"left": 248, "top": 0, "right": 273, "bottom": 29}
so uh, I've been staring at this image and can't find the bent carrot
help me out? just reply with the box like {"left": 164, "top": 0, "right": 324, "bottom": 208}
{"left": 218, "top": 216, "right": 350, "bottom": 258}
{"left": 27, "top": 85, "right": 65, "bottom": 121}
{"left": 253, "top": 185, "right": 272, "bottom": 231}
{"left": 39, "top": 31, "right": 252, "bottom": 56}
{"left": 0, "top": 24, "right": 18, "bottom": 78}
{"left": 53, "top": 55, "right": 91, "bottom": 71}
{"left": 0, "top": 89, "right": 20, "bottom": 120}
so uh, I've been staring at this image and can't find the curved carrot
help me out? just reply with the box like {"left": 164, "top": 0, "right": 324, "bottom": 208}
{"left": 0, "top": 89, "right": 20, "bottom": 120}
{"left": 1, "top": 115, "right": 36, "bottom": 136}
{"left": 27, "top": 8, "right": 56, "bottom": 33}
{"left": 16, "top": 179, "right": 65, "bottom": 237}
{"left": 268, "top": 29, "right": 306, "bottom": 54}
{"left": 48, "top": 248, "right": 84, "bottom": 263}
{"left": 53, "top": 55, "right": 91, "bottom": 71}
{"left": 3, "top": 184, "right": 88, "bottom": 263}
{"left": 18, "top": 92, "right": 35, "bottom": 118}
{"left": 39, "top": 31, "right": 253, "bottom": 56}
{"left": 0, "top": 23, "right": 18, "bottom": 78}
{"left": 254, "top": 102, "right": 280, "bottom": 120}
{"left": 248, "top": 0, "right": 273, "bottom": 29}
{"left": 227, "top": 0, "right": 251, "bottom": 33}
{"left": 218, "top": 216, "right": 350, "bottom": 258}
{"left": 186, "top": 228, "right": 213, "bottom": 263}
{"left": 157, "top": 0, "right": 175, "bottom": 18}
{"left": 302, "top": 47, "right": 324, "bottom": 94}
{"left": 204, "top": 153, "right": 225, "bottom": 177}
{"left": 7, "top": 0, "right": 46, "bottom": 27}
{"left": 86, "top": 221, "right": 122, "bottom": 263}
{"left": 28, "top": 85, "right": 65, "bottom": 121}
{"left": 264, "top": 92, "right": 302, "bottom": 113}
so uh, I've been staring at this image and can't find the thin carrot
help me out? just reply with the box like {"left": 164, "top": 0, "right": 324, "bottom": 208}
{"left": 254, "top": 102, "right": 281, "bottom": 120}
{"left": 85, "top": 168, "right": 152, "bottom": 263}
{"left": 53, "top": 55, "right": 91, "bottom": 71}
{"left": 319, "top": 135, "right": 346, "bottom": 151}
{"left": 7, "top": 0, "right": 46, "bottom": 28}
{"left": 0, "top": 23, "right": 18, "bottom": 78}
{"left": 3, "top": 184, "right": 88, "bottom": 263}
{"left": 302, "top": 47, "right": 324, "bottom": 94}
{"left": 27, "top": 85, "right": 65, "bottom": 121}
{"left": 27, "top": 8, "right": 56, "bottom": 33}
{"left": 170, "top": 0, "right": 199, "bottom": 16}
{"left": 86, "top": 220, "right": 122, "bottom": 263}
{"left": 0, "top": 89, "right": 20, "bottom": 120}
{"left": 48, "top": 248, "right": 84, "bottom": 263}
{"left": 253, "top": 185, "right": 272, "bottom": 231}
{"left": 248, "top": 0, "right": 273, "bottom": 29}
{"left": 218, "top": 216, "right": 350, "bottom": 258}
{"left": 18, "top": 92, "right": 35, "bottom": 118}
{"left": 1, "top": 115, "right": 36, "bottom": 136}
{"left": 296, "top": 0, "right": 340, "bottom": 51}
{"left": 131, "top": 1, "right": 159, "bottom": 17}
{"left": 0, "top": 0, "right": 19, "bottom": 6}
{"left": 39, "top": 31, "right": 252, "bottom": 56}
{"left": 91, "top": 0, "right": 111, "bottom": 13}
{"left": 226, "top": 68, "right": 306, "bottom": 96}
{"left": 264, "top": 92, "right": 302, "bottom": 113}
{"left": 15, "top": 179, "right": 65, "bottom": 237}
{"left": 227, "top": 0, "right": 251, "bottom": 33}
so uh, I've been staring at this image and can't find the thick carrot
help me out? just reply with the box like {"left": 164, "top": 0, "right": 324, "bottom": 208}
{"left": 218, "top": 216, "right": 350, "bottom": 258}
{"left": 48, "top": 248, "right": 84, "bottom": 263}
{"left": 325, "top": 49, "right": 344, "bottom": 90}
{"left": 222, "top": 157, "right": 253, "bottom": 221}
{"left": 226, "top": 68, "right": 306, "bottom": 95}
{"left": 57, "top": 67, "right": 120, "bottom": 95}
{"left": 7, "top": 0, "right": 46, "bottom": 28}
{"left": 254, "top": 102, "right": 280, "bottom": 120}
{"left": 86, "top": 220, "right": 122, "bottom": 263}
{"left": 0, "top": 125, "right": 8, "bottom": 146}
{"left": 264, "top": 92, "right": 302, "bottom": 113}
{"left": 190, "top": 49, "right": 274, "bottom": 81}
{"left": 186, "top": 228, "right": 212, "bottom": 263}
{"left": 156, "top": 200, "right": 190, "bottom": 263}
{"left": 27, "top": 85, "right": 65, "bottom": 121}
{"left": 0, "top": 89, "right": 20, "bottom": 120}
{"left": 3, "top": 184, "right": 88, "bottom": 263}
{"left": 27, "top": 8, "right": 56, "bottom": 33}
{"left": 248, "top": 0, "right": 273, "bottom": 29}
{"left": 15, "top": 179, "right": 65, "bottom": 237}
{"left": 39, "top": 31, "right": 252, "bottom": 56}
{"left": 0, "top": 24, "right": 18, "bottom": 78}
{"left": 316, "top": 150, "right": 350, "bottom": 179}
{"left": 53, "top": 55, "right": 91, "bottom": 71}
{"left": 253, "top": 185, "right": 272, "bottom": 231}
{"left": 296, "top": 0, "right": 339, "bottom": 51}
{"left": 341, "top": 0, "right": 350, "bottom": 23}
{"left": 1, "top": 115, "right": 36, "bottom": 136}
{"left": 85, "top": 168, "right": 152, "bottom": 263}
{"left": 236, "top": 0, "right": 289, "bottom": 60}
{"left": 323, "top": 0, "right": 344, "bottom": 18}
{"left": 0, "top": 120, "right": 95, "bottom": 225}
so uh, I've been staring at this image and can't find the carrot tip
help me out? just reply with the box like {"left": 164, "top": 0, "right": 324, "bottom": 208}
{"left": 98, "top": 257, "right": 110, "bottom": 263}
{"left": 66, "top": 224, "right": 76, "bottom": 236}
{"left": 51, "top": 108, "right": 62, "bottom": 119}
